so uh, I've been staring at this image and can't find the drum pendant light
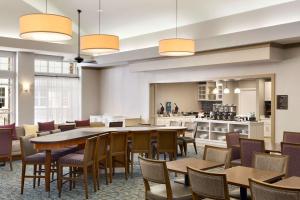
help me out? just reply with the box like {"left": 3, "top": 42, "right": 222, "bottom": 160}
{"left": 81, "top": 0, "right": 119, "bottom": 55}
{"left": 159, "top": 0, "right": 195, "bottom": 56}
{"left": 19, "top": 0, "right": 72, "bottom": 42}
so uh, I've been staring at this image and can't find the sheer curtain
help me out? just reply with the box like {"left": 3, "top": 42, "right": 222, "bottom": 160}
{"left": 35, "top": 76, "right": 80, "bottom": 124}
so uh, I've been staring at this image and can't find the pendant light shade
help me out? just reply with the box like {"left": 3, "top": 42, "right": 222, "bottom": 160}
{"left": 234, "top": 88, "right": 241, "bottom": 94}
{"left": 19, "top": 13, "right": 72, "bottom": 42}
{"left": 80, "top": 34, "right": 119, "bottom": 54}
{"left": 159, "top": 38, "right": 195, "bottom": 56}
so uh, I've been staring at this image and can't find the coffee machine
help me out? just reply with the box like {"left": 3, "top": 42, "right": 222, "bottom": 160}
{"left": 210, "top": 104, "right": 237, "bottom": 121}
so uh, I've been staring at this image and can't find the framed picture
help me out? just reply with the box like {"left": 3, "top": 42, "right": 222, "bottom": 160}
{"left": 277, "top": 95, "right": 288, "bottom": 110}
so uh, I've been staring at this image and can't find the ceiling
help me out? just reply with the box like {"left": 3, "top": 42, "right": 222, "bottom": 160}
{"left": 0, "top": 0, "right": 295, "bottom": 41}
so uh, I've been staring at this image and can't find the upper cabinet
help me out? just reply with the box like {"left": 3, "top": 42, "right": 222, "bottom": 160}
{"left": 264, "top": 81, "right": 271, "bottom": 101}
{"left": 198, "top": 82, "right": 223, "bottom": 101}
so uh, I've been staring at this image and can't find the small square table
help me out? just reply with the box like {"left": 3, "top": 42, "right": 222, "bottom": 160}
{"left": 274, "top": 176, "right": 300, "bottom": 188}
{"left": 225, "top": 166, "right": 285, "bottom": 200}
{"left": 166, "top": 158, "right": 223, "bottom": 185}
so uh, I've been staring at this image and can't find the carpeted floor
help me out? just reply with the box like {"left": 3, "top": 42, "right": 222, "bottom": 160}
{"left": 0, "top": 145, "right": 226, "bottom": 200}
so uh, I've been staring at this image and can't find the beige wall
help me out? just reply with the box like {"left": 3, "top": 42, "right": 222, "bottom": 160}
{"left": 154, "top": 83, "right": 200, "bottom": 113}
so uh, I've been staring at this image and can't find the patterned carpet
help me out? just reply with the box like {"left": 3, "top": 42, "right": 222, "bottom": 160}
{"left": 0, "top": 145, "right": 224, "bottom": 200}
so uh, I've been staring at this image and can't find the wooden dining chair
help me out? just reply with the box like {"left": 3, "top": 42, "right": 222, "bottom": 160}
{"left": 283, "top": 131, "right": 300, "bottom": 144}
{"left": 253, "top": 153, "right": 288, "bottom": 176}
{"left": 153, "top": 130, "right": 178, "bottom": 161}
{"left": 128, "top": 131, "right": 152, "bottom": 177}
{"left": 109, "top": 132, "right": 128, "bottom": 183}
{"left": 139, "top": 156, "right": 192, "bottom": 200}
{"left": 249, "top": 178, "right": 300, "bottom": 200}
{"left": 240, "top": 138, "right": 265, "bottom": 167}
{"left": 58, "top": 136, "right": 98, "bottom": 199}
{"left": 203, "top": 145, "right": 232, "bottom": 169}
{"left": 226, "top": 132, "right": 241, "bottom": 166}
{"left": 0, "top": 128, "right": 13, "bottom": 171}
{"left": 187, "top": 166, "right": 230, "bottom": 200}
{"left": 95, "top": 133, "right": 110, "bottom": 190}
{"left": 178, "top": 122, "right": 198, "bottom": 156}
{"left": 281, "top": 142, "right": 300, "bottom": 177}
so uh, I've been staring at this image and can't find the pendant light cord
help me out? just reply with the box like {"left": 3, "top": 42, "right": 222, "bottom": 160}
{"left": 77, "top": 9, "right": 81, "bottom": 56}
{"left": 45, "top": 0, "right": 48, "bottom": 13}
{"left": 98, "top": 0, "right": 101, "bottom": 34}
{"left": 176, "top": 0, "right": 178, "bottom": 38}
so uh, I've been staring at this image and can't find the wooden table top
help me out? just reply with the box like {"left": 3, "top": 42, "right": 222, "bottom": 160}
{"left": 30, "top": 126, "right": 186, "bottom": 144}
{"left": 166, "top": 158, "right": 223, "bottom": 174}
{"left": 225, "top": 166, "right": 285, "bottom": 188}
{"left": 274, "top": 177, "right": 300, "bottom": 188}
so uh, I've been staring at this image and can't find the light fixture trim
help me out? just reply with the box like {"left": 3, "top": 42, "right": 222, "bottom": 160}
{"left": 80, "top": 34, "right": 120, "bottom": 54}
{"left": 19, "top": 13, "right": 72, "bottom": 42}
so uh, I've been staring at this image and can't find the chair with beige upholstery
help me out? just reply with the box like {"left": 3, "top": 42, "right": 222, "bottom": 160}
{"left": 187, "top": 166, "right": 230, "bottom": 200}
{"left": 139, "top": 156, "right": 192, "bottom": 200}
{"left": 128, "top": 131, "right": 152, "bottom": 177}
{"left": 249, "top": 178, "right": 300, "bottom": 200}
{"left": 253, "top": 153, "right": 288, "bottom": 176}
{"left": 203, "top": 145, "right": 232, "bottom": 169}
{"left": 153, "top": 130, "right": 178, "bottom": 161}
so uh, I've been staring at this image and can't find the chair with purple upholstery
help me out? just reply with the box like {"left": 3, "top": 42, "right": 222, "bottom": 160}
{"left": 281, "top": 142, "right": 300, "bottom": 177}
{"left": 0, "top": 128, "right": 13, "bottom": 170}
{"left": 283, "top": 131, "right": 300, "bottom": 144}
{"left": 240, "top": 138, "right": 265, "bottom": 167}
{"left": 58, "top": 136, "right": 98, "bottom": 199}
{"left": 226, "top": 132, "right": 241, "bottom": 166}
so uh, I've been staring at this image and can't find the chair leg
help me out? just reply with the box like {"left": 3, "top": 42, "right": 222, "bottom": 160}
{"left": 38, "top": 164, "right": 42, "bottom": 187}
{"left": 104, "top": 159, "right": 109, "bottom": 185}
{"left": 9, "top": 156, "right": 13, "bottom": 171}
{"left": 21, "top": 163, "right": 26, "bottom": 195}
{"left": 92, "top": 164, "right": 97, "bottom": 192}
{"left": 69, "top": 167, "right": 73, "bottom": 191}
{"left": 96, "top": 162, "right": 100, "bottom": 190}
{"left": 58, "top": 165, "right": 62, "bottom": 198}
{"left": 83, "top": 166, "right": 89, "bottom": 199}
{"left": 109, "top": 157, "right": 113, "bottom": 183}
{"left": 125, "top": 155, "right": 128, "bottom": 180}
{"left": 183, "top": 143, "right": 187, "bottom": 156}
{"left": 33, "top": 164, "right": 37, "bottom": 188}
{"left": 131, "top": 152, "right": 134, "bottom": 178}
{"left": 193, "top": 142, "right": 198, "bottom": 154}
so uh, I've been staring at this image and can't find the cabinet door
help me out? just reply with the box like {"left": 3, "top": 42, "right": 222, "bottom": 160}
{"left": 264, "top": 124, "right": 271, "bottom": 137}
{"left": 265, "top": 82, "right": 272, "bottom": 101}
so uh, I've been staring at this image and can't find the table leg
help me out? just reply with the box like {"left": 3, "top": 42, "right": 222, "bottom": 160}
{"left": 240, "top": 187, "right": 248, "bottom": 200}
{"left": 184, "top": 174, "right": 190, "bottom": 186}
{"left": 45, "top": 150, "right": 52, "bottom": 197}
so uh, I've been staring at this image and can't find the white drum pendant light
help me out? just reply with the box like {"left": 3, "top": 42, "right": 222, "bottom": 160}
{"left": 81, "top": 0, "right": 119, "bottom": 55}
{"left": 19, "top": 0, "right": 72, "bottom": 42}
{"left": 159, "top": 0, "right": 195, "bottom": 56}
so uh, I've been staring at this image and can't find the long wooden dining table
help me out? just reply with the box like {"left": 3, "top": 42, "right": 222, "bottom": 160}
{"left": 30, "top": 126, "right": 186, "bottom": 194}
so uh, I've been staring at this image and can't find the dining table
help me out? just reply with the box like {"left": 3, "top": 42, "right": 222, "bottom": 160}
{"left": 30, "top": 126, "right": 186, "bottom": 194}
{"left": 166, "top": 158, "right": 224, "bottom": 185}
{"left": 274, "top": 176, "right": 300, "bottom": 188}
{"left": 224, "top": 166, "right": 285, "bottom": 200}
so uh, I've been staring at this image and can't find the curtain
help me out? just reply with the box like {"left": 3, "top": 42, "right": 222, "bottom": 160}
{"left": 34, "top": 76, "right": 80, "bottom": 124}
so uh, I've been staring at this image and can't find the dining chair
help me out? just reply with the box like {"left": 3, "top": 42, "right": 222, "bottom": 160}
{"left": 169, "top": 121, "right": 182, "bottom": 127}
{"left": 283, "top": 131, "right": 300, "bottom": 144}
{"left": 0, "top": 128, "right": 13, "bottom": 171}
{"left": 109, "top": 121, "right": 123, "bottom": 127}
{"left": 20, "top": 135, "right": 60, "bottom": 195}
{"left": 75, "top": 119, "right": 90, "bottom": 128}
{"left": 139, "top": 156, "right": 192, "bottom": 200}
{"left": 109, "top": 132, "right": 128, "bottom": 183}
{"left": 178, "top": 122, "right": 198, "bottom": 156}
{"left": 249, "top": 178, "right": 300, "bottom": 200}
{"left": 95, "top": 133, "right": 110, "bottom": 190}
{"left": 187, "top": 166, "right": 230, "bottom": 200}
{"left": 203, "top": 145, "right": 232, "bottom": 169}
{"left": 253, "top": 153, "right": 288, "bottom": 176}
{"left": 58, "top": 136, "right": 98, "bottom": 199}
{"left": 226, "top": 132, "right": 241, "bottom": 166}
{"left": 281, "top": 142, "right": 300, "bottom": 177}
{"left": 58, "top": 124, "right": 76, "bottom": 132}
{"left": 153, "top": 130, "right": 178, "bottom": 161}
{"left": 128, "top": 130, "right": 152, "bottom": 177}
{"left": 240, "top": 138, "right": 265, "bottom": 167}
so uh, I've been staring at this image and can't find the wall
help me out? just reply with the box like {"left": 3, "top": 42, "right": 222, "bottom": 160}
{"left": 81, "top": 68, "right": 101, "bottom": 119}
{"left": 98, "top": 46, "right": 300, "bottom": 143}
{"left": 154, "top": 83, "right": 200, "bottom": 113}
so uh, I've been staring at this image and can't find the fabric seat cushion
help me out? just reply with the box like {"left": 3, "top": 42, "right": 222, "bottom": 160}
{"left": 181, "top": 137, "right": 195, "bottom": 143}
{"left": 147, "top": 182, "right": 192, "bottom": 200}
{"left": 25, "top": 151, "right": 61, "bottom": 163}
{"left": 74, "top": 149, "right": 84, "bottom": 154}
{"left": 231, "top": 159, "right": 241, "bottom": 166}
{"left": 59, "top": 153, "right": 84, "bottom": 165}
{"left": 12, "top": 140, "right": 21, "bottom": 156}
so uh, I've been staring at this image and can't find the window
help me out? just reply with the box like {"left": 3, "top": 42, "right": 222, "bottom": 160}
{"left": 34, "top": 59, "right": 80, "bottom": 123}
{"left": 0, "top": 57, "right": 11, "bottom": 71}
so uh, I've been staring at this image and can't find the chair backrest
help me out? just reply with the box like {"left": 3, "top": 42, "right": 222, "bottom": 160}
{"left": 110, "top": 132, "right": 128, "bottom": 155}
{"left": 283, "top": 131, "right": 300, "bottom": 144}
{"left": 109, "top": 121, "right": 123, "bottom": 127}
{"left": 139, "top": 156, "right": 172, "bottom": 199}
{"left": 253, "top": 153, "right": 288, "bottom": 175}
{"left": 58, "top": 124, "right": 76, "bottom": 132}
{"left": 184, "top": 122, "right": 198, "bottom": 138}
{"left": 226, "top": 132, "right": 240, "bottom": 160}
{"left": 0, "top": 128, "right": 13, "bottom": 156}
{"left": 203, "top": 145, "right": 232, "bottom": 169}
{"left": 249, "top": 178, "right": 300, "bottom": 200}
{"left": 20, "top": 135, "right": 36, "bottom": 159}
{"left": 240, "top": 138, "right": 265, "bottom": 167}
{"left": 169, "top": 121, "right": 182, "bottom": 127}
{"left": 157, "top": 130, "right": 177, "bottom": 154}
{"left": 96, "top": 133, "right": 109, "bottom": 161}
{"left": 281, "top": 142, "right": 300, "bottom": 177}
{"left": 187, "top": 167, "right": 230, "bottom": 200}
{"left": 131, "top": 131, "right": 152, "bottom": 153}
{"left": 83, "top": 136, "right": 98, "bottom": 164}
